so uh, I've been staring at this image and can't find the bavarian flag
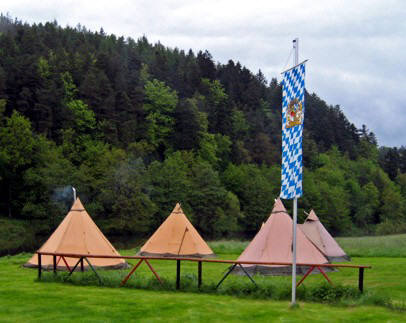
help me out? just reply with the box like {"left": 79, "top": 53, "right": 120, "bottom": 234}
{"left": 280, "top": 62, "right": 306, "bottom": 199}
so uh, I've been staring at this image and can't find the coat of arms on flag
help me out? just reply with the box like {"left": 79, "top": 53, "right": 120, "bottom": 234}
{"left": 286, "top": 98, "right": 303, "bottom": 128}
{"left": 280, "top": 62, "right": 306, "bottom": 199}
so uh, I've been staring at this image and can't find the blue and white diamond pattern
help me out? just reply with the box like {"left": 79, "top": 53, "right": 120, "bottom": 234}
{"left": 280, "top": 63, "right": 305, "bottom": 199}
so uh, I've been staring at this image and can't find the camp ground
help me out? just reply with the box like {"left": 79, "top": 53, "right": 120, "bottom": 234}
{"left": 24, "top": 39, "right": 372, "bottom": 310}
{"left": 31, "top": 199, "right": 371, "bottom": 293}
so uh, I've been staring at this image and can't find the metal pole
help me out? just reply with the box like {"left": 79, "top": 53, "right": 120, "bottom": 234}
{"left": 291, "top": 37, "right": 299, "bottom": 306}
{"left": 67, "top": 257, "right": 83, "bottom": 277}
{"left": 237, "top": 264, "right": 257, "bottom": 287}
{"left": 292, "top": 197, "right": 298, "bottom": 304}
{"left": 215, "top": 263, "right": 237, "bottom": 289}
{"left": 83, "top": 257, "right": 102, "bottom": 284}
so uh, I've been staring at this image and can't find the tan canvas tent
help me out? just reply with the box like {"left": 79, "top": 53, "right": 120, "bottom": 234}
{"left": 234, "top": 198, "right": 330, "bottom": 275}
{"left": 138, "top": 203, "right": 215, "bottom": 258}
{"left": 24, "top": 198, "right": 127, "bottom": 270}
{"left": 299, "top": 210, "right": 350, "bottom": 262}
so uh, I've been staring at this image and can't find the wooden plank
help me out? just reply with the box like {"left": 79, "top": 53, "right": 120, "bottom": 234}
{"left": 317, "top": 266, "right": 333, "bottom": 285}
{"left": 144, "top": 259, "right": 163, "bottom": 285}
{"left": 61, "top": 256, "right": 72, "bottom": 272}
{"left": 296, "top": 266, "right": 315, "bottom": 287}
{"left": 120, "top": 259, "right": 143, "bottom": 286}
{"left": 35, "top": 252, "right": 371, "bottom": 269}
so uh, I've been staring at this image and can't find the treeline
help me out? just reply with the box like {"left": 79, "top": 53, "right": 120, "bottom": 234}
{"left": 378, "top": 146, "right": 406, "bottom": 180}
{"left": 0, "top": 15, "right": 405, "bottom": 252}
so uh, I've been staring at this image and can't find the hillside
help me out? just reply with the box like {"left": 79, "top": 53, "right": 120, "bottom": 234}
{"left": 0, "top": 15, "right": 405, "bottom": 252}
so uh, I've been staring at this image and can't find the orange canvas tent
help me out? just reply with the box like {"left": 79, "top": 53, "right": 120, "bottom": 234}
{"left": 138, "top": 203, "right": 215, "bottom": 258}
{"left": 299, "top": 210, "right": 350, "bottom": 262}
{"left": 234, "top": 198, "right": 329, "bottom": 275}
{"left": 24, "top": 198, "right": 127, "bottom": 270}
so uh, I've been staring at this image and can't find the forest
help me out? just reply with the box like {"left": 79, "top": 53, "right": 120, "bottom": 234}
{"left": 0, "top": 14, "right": 405, "bottom": 254}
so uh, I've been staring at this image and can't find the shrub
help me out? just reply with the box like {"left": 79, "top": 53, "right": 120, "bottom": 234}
{"left": 375, "top": 221, "right": 406, "bottom": 236}
{"left": 0, "top": 218, "right": 36, "bottom": 256}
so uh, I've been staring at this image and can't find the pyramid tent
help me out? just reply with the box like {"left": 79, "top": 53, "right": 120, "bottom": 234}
{"left": 25, "top": 198, "right": 127, "bottom": 270}
{"left": 234, "top": 198, "right": 329, "bottom": 275}
{"left": 138, "top": 203, "right": 215, "bottom": 258}
{"left": 299, "top": 210, "right": 350, "bottom": 262}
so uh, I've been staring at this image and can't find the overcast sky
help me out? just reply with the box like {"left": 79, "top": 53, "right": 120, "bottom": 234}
{"left": 3, "top": 0, "right": 406, "bottom": 147}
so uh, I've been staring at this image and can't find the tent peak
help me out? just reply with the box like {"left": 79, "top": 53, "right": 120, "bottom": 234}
{"left": 70, "top": 197, "right": 85, "bottom": 212}
{"left": 306, "top": 210, "right": 319, "bottom": 221}
{"left": 172, "top": 203, "right": 183, "bottom": 214}
{"left": 301, "top": 209, "right": 350, "bottom": 262}
{"left": 273, "top": 198, "right": 287, "bottom": 213}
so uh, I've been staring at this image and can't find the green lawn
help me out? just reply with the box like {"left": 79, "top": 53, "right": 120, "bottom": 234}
{"left": 1, "top": 238, "right": 406, "bottom": 322}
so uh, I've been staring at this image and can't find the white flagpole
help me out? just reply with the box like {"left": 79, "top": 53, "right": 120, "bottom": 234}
{"left": 291, "top": 37, "right": 299, "bottom": 306}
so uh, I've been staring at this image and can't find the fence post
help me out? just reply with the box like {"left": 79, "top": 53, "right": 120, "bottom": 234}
{"left": 176, "top": 260, "right": 181, "bottom": 290}
{"left": 53, "top": 255, "right": 57, "bottom": 274}
{"left": 38, "top": 253, "right": 42, "bottom": 280}
{"left": 198, "top": 261, "right": 202, "bottom": 289}
{"left": 358, "top": 267, "right": 364, "bottom": 293}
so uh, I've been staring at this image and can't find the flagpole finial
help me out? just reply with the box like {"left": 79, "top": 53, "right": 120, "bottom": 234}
{"left": 293, "top": 38, "right": 299, "bottom": 65}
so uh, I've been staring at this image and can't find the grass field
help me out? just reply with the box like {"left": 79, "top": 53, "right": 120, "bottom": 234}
{"left": 336, "top": 234, "right": 406, "bottom": 258}
{"left": 0, "top": 235, "right": 405, "bottom": 322}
